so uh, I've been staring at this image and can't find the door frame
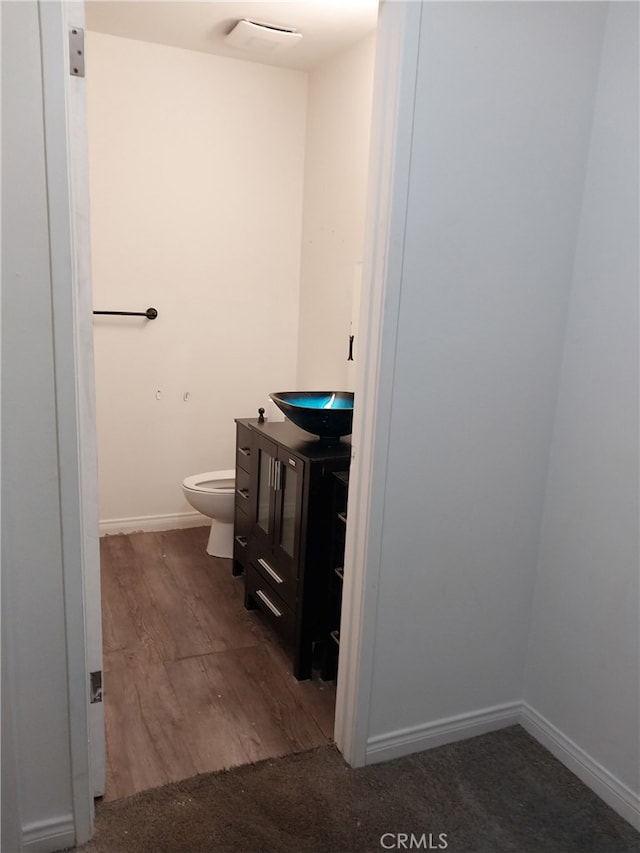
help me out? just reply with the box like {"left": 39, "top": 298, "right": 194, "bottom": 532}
{"left": 333, "top": 0, "right": 422, "bottom": 765}
{"left": 39, "top": 0, "right": 104, "bottom": 843}
{"left": 48, "top": 0, "right": 422, "bottom": 840}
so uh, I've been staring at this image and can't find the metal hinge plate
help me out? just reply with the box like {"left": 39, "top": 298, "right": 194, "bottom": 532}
{"left": 90, "top": 670, "right": 103, "bottom": 703}
{"left": 69, "top": 27, "right": 85, "bottom": 77}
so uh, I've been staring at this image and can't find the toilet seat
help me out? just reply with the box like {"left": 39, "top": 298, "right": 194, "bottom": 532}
{"left": 183, "top": 469, "right": 235, "bottom": 493}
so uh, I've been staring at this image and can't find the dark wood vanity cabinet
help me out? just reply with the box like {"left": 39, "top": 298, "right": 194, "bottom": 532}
{"left": 234, "top": 417, "right": 350, "bottom": 680}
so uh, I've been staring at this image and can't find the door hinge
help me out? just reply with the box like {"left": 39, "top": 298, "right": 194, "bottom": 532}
{"left": 90, "top": 670, "right": 103, "bottom": 703}
{"left": 69, "top": 27, "right": 85, "bottom": 77}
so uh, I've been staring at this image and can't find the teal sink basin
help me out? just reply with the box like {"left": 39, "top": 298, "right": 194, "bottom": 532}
{"left": 269, "top": 392, "right": 354, "bottom": 442}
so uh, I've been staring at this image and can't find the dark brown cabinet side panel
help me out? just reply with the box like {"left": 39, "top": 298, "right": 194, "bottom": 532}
{"left": 233, "top": 423, "right": 254, "bottom": 576}
{"left": 320, "top": 471, "right": 348, "bottom": 680}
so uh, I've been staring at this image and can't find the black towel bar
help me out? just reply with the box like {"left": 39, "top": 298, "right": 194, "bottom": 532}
{"left": 93, "top": 307, "right": 158, "bottom": 320}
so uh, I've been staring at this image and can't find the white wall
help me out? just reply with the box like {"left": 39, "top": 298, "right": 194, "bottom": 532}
{"left": 365, "top": 1, "right": 606, "bottom": 742}
{"left": 1, "top": 1, "right": 75, "bottom": 848}
{"left": 296, "top": 35, "right": 376, "bottom": 390}
{"left": 86, "top": 33, "right": 307, "bottom": 528}
{"left": 523, "top": 0, "right": 639, "bottom": 810}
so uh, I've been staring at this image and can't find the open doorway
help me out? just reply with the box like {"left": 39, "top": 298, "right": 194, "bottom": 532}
{"left": 82, "top": 0, "right": 378, "bottom": 802}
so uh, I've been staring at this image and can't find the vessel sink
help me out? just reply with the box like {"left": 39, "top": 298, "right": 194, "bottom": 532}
{"left": 269, "top": 392, "right": 354, "bottom": 442}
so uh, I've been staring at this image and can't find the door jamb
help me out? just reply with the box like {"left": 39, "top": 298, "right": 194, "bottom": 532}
{"left": 40, "top": 0, "right": 103, "bottom": 842}
{"left": 333, "top": 0, "right": 423, "bottom": 766}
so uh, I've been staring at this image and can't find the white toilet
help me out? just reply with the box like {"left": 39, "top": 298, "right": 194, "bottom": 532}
{"left": 182, "top": 469, "right": 236, "bottom": 557}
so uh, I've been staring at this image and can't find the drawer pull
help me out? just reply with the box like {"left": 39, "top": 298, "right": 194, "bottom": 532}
{"left": 330, "top": 629, "right": 340, "bottom": 646}
{"left": 235, "top": 535, "right": 248, "bottom": 548}
{"left": 236, "top": 488, "right": 249, "bottom": 500}
{"left": 335, "top": 567, "right": 344, "bottom": 581}
{"left": 256, "top": 589, "right": 282, "bottom": 617}
{"left": 238, "top": 446, "right": 251, "bottom": 457}
{"left": 337, "top": 511, "right": 347, "bottom": 525}
{"left": 257, "top": 557, "right": 284, "bottom": 584}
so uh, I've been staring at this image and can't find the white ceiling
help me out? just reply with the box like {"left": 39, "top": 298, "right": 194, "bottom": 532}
{"left": 84, "top": 1, "right": 379, "bottom": 71}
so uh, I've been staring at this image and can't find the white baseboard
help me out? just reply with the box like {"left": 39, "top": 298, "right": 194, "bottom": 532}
{"left": 521, "top": 702, "right": 640, "bottom": 831}
{"left": 23, "top": 813, "right": 75, "bottom": 853}
{"left": 365, "top": 701, "right": 521, "bottom": 765}
{"left": 99, "top": 511, "right": 207, "bottom": 536}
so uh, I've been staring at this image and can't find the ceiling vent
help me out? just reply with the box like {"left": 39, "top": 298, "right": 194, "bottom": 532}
{"left": 224, "top": 19, "right": 302, "bottom": 53}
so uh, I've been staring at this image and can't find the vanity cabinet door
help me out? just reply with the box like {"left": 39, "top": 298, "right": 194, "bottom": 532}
{"left": 249, "top": 438, "right": 304, "bottom": 609}
{"left": 251, "top": 433, "right": 278, "bottom": 556}
{"left": 273, "top": 449, "right": 304, "bottom": 577}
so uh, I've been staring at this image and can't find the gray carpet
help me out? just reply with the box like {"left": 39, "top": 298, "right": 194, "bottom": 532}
{"left": 75, "top": 726, "right": 638, "bottom": 853}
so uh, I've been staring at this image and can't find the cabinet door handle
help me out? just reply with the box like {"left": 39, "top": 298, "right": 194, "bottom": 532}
{"left": 274, "top": 461, "right": 282, "bottom": 491}
{"left": 236, "top": 488, "right": 249, "bottom": 500}
{"left": 257, "top": 557, "right": 283, "bottom": 584}
{"left": 235, "top": 535, "right": 248, "bottom": 548}
{"left": 268, "top": 457, "right": 274, "bottom": 488}
{"left": 238, "top": 446, "right": 251, "bottom": 457}
{"left": 256, "top": 589, "right": 282, "bottom": 617}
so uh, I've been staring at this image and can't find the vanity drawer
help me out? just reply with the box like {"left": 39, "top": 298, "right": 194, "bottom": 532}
{"left": 233, "top": 505, "right": 250, "bottom": 574}
{"left": 251, "top": 552, "right": 296, "bottom": 610}
{"left": 245, "top": 563, "right": 295, "bottom": 645}
{"left": 236, "top": 424, "right": 253, "bottom": 474}
{"left": 235, "top": 465, "right": 251, "bottom": 510}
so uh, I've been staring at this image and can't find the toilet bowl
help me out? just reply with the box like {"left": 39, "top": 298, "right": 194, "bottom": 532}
{"left": 182, "top": 469, "right": 236, "bottom": 558}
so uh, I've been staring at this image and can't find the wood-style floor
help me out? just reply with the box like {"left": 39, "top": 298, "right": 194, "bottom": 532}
{"left": 100, "top": 526, "right": 336, "bottom": 802}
